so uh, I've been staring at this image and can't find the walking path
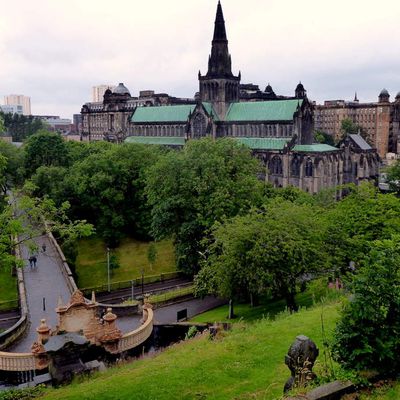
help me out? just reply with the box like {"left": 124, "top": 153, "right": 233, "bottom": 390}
{"left": 9, "top": 233, "right": 72, "bottom": 353}
{"left": 8, "top": 232, "right": 224, "bottom": 352}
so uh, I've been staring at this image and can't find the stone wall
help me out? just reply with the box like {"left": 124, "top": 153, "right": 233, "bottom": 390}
{"left": 0, "top": 240, "right": 29, "bottom": 350}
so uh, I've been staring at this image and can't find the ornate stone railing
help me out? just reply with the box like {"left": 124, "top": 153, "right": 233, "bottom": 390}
{"left": 0, "top": 236, "right": 29, "bottom": 350}
{"left": 116, "top": 308, "right": 154, "bottom": 353}
{"left": 0, "top": 351, "right": 36, "bottom": 372}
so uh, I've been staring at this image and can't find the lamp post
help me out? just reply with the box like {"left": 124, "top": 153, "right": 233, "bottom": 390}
{"left": 131, "top": 280, "right": 135, "bottom": 301}
{"left": 107, "top": 247, "right": 110, "bottom": 292}
{"left": 141, "top": 267, "right": 144, "bottom": 295}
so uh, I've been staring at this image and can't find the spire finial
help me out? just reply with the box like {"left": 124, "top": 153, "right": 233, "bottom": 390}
{"left": 213, "top": 1, "right": 227, "bottom": 41}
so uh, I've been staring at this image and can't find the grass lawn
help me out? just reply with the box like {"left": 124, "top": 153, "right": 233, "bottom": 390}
{"left": 75, "top": 236, "right": 176, "bottom": 290}
{"left": 191, "top": 280, "right": 339, "bottom": 323}
{"left": 359, "top": 382, "right": 400, "bottom": 399}
{"left": 40, "top": 301, "right": 340, "bottom": 400}
{"left": 0, "top": 266, "right": 17, "bottom": 310}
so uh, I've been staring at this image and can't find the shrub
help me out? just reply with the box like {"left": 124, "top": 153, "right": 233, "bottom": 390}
{"left": 331, "top": 237, "right": 400, "bottom": 373}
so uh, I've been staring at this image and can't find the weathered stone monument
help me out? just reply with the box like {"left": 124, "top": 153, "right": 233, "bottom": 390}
{"left": 284, "top": 335, "right": 319, "bottom": 393}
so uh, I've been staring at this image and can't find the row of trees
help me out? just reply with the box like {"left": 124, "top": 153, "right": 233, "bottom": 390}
{"left": 22, "top": 132, "right": 400, "bottom": 312}
{"left": 0, "top": 111, "right": 45, "bottom": 142}
{"left": 195, "top": 184, "right": 400, "bottom": 311}
{"left": 0, "top": 135, "right": 93, "bottom": 272}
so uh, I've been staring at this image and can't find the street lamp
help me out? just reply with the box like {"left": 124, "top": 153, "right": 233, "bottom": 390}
{"left": 107, "top": 247, "right": 110, "bottom": 292}
{"left": 141, "top": 267, "right": 144, "bottom": 295}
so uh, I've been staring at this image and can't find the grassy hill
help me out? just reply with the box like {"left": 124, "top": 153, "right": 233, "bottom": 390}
{"left": 40, "top": 301, "right": 339, "bottom": 400}
{"left": 75, "top": 236, "right": 176, "bottom": 289}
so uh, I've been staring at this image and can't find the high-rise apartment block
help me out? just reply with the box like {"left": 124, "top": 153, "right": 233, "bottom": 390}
{"left": 92, "top": 85, "right": 116, "bottom": 102}
{"left": 4, "top": 95, "right": 31, "bottom": 115}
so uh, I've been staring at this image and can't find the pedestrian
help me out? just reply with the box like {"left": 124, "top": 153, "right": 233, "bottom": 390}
{"left": 32, "top": 256, "right": 37, "bottom": 269}
{"left": 42, "top": 243, "right": 46, "bottom": 253}
{"left": 28, "top": 256, "right": 33, "bottom": 269}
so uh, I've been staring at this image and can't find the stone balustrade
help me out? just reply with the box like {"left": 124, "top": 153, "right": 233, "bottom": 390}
{"left": 0, "top": 351, "right": 36, "bottom": 372}
{"left": 117, "top": 308, "right": 154, "bottom": 353}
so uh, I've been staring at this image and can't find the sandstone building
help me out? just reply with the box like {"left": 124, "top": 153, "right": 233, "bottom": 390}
{"left": 82, "top": 1, "right": 380, "bottom": 193}
{"left": 315, "top": 91, "right": 400, "bottom": 158}
{"left": 81, "top": 84, "right": 195, "bottom": 142}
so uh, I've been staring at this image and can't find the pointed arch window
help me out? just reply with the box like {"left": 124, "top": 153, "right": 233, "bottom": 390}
{"left": 291, "top": 156, "right": 300, "bottom": 176}
{"left": 305, "top": 158, "right": 313, "bottom": 177}
{"left": 269, "top": 155, "right": 283, "bottom": 175}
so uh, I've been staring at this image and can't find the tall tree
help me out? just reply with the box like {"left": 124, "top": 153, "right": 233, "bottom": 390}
{"left": 145, "top": 138, "right": 264, "bottom": 275}
{"left": 63, "top": 143, "right": 163, "bottom": 246}
{"left": 195, "top": 200, "right": 326, "bottom": 311}
{"left": 24, "top": 130, "right": 70, "bottom": 175}
{"left": 323, "top": 183, "right": 400, "bottom": 270}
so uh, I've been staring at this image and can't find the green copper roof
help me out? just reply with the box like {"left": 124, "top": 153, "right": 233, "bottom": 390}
{"left": 131, "top": 105, "right": 195, "bottom": 123}
{"left": 202, "top": 102, "right": 219, "bottom": 121}
{"left": 125, "top": 136, "right": 185, "bottom": 146}
{"left": 226, "top": 99, "right": 302, "bottom": 122}
{"left": 293, "top": 144, "right": 339, "bottom": 152}
{"left": 236, "top": 137, "right": 290, "bottom": 150}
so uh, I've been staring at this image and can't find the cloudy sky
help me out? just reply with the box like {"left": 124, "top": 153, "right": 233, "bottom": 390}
{"left": 1, "top": 0, "right": 399, "bottom": 119}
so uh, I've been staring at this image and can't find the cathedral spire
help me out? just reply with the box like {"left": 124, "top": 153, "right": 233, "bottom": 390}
{"left": 213, "top": 1, "right": 227, "bottom": 42}
{"left": 207, "top": 1, "right": 233, "bottom": 77}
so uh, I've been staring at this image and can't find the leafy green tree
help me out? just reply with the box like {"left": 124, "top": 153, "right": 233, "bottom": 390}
{"left": 314, "top": 130, "right": 335, "bottom": 146}
{"left": 146, "top": 138, "right": 264, "bottom": 275}
{"left": 24, "top": 130, "right": 70, "bottom": 176}
{"left": 386, "top": 160, "right": 400, "bottom": 194}
{"left": 0, "top": 111, "right": 44, "bottom": 142}
{"left": 340, "top": 118, "right": 368, "bottom": 142}
{"left": 0, "top": 192, "right": 93, "bottom": 273}
{"left": 63, "top": 143, "right": 163, "bottom": 246}
{"left": 0, "top": 140, "right": 25, "bottom": 188}
{"left": 332, "top": 237, "right": 400, "bottom": 373}
{"left": 323, "top": 183, "right": 400, "bottom": 270}
{"left": 195, "top": 200, "right": 326, "bottom": 311}
{"left": 340, "top": 118, "right": 359, "bottom": 138}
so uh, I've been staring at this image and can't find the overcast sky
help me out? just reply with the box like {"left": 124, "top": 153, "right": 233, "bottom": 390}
{"left": 1, "top": 0, "right": 399, "bottom": 119}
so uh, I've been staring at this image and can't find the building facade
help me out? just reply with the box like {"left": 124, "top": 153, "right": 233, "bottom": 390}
{"left": 126, "top": 2, "right": 379, "bottom": 193}
{"left": 82, "top": 1, "right": 380, "bottom": 194}
{"left": 315, "top": 91, "right": 400, "bottom": 158}
{"left": 4, "top": 94, "right": 31, "bottom": 115}
{"left": 0, "top": 104, "right": 24, "bottom": 115}
{"left": 81, "top": 84, "right": 195, "bottom": 142}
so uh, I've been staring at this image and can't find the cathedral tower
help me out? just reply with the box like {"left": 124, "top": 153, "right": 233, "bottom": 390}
{"left": 199, "top": 1, "right": 241, "bottom": 119}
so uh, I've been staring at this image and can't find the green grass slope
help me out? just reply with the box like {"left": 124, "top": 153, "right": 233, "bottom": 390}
{"left": 41, "top": 302, "right": 339, "bottom": 400}
{"left": 76, "top": 236, "right": 176, "bottom": 289}
{"left": 0, "top": 266, "right": 17, "bottom": 310}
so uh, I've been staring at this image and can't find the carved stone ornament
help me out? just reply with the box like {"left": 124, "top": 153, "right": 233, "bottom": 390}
{"left": 31, "top": 341, "right": 46, "bottom": 355}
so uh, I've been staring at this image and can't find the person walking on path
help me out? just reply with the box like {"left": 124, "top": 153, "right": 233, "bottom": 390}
{"left": 42, "top": 243, "right": 46, "bottom": 253}
{"left": 32, "top": 256, "right": 37, "bottom": 269}
{"left": 28, "top": 256, "right": 34, "bottom": 269}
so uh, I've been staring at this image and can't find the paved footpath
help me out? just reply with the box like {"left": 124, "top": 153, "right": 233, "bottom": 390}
{"left": 8, "top": 234, "right": 225, "bottom": 352}
{"left": 10, "top": 234, "right": 73, "bottom": 353}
